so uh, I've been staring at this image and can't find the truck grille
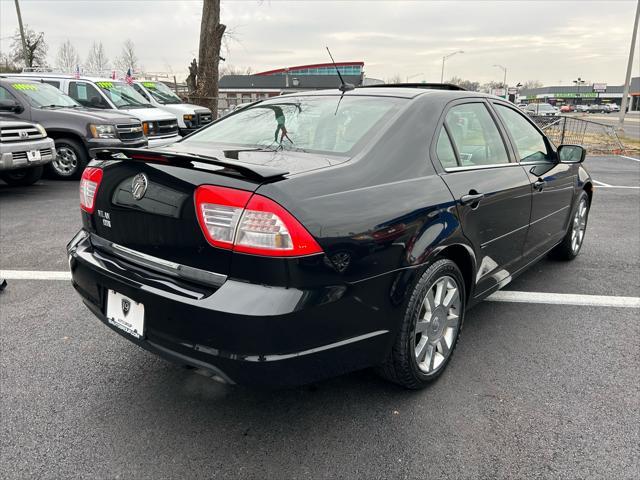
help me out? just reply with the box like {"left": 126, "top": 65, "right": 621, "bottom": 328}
{"left": 0, "top": 125, "right": 45, "bottom": 142}
{"left": 196, "top": 111, "right": 213, "bottom": 127}
{"left": 154, "top": 119, "right": 179, "bottom": 137}
{"left": 11, "top": 147, "right": 54, "bottom": 161}
{"left": 116, "top": 123, "right": 144, "bottom": 141}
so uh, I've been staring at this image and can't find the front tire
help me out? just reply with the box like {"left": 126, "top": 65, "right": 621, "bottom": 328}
{"left": 550, "top": 191, "right": 590, "bottom": 260}
{"left": 0, "top": 166, "right": 43, "bottom": 186}
{"left": 48, "top": 138, "right": 87, "bottom": 179}
{"left": 378, "top": 259, "right": 465, "bottom": 389}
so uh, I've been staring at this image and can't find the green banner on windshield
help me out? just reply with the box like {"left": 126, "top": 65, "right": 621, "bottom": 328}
{"left": 96, "top": 81, "right": 114, "bottom": 89}
{"left": 142, "top": 82, "right": 157, "bottom": 89}
{"left": 11, "top": 83, "right": 38, "bottom": 91}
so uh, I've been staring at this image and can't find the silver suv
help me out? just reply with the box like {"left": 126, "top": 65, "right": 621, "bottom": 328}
{"left": 0, "top": 120, "right": 55, "bottom": 186}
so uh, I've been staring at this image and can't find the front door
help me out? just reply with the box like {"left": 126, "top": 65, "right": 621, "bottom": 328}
{"left": 491, "top": 103, "right": 575, "bottom": 258}
{"left": 435, "top": 101, "right": 532, "bottom": 297}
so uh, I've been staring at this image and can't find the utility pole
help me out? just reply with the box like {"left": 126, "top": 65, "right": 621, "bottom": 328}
{"left": 441, "top": 51, "right": 464, "bottom": 83}
{"left": 619, "top": 0, "right": 639, "bottom": 126}
{"left": 14, "top": 0, "right": 29, "bottom": 67}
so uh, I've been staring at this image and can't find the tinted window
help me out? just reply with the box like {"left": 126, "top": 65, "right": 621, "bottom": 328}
{"left": 69, "top": 81, "right": 108, "bottom": 108}
{"left": 445, "top": 103, "right": 509, "bottom": 167}
{"left": 185, "top": 96, "right": 406, "bottom": 155}
{"left": 436, "top": 128, "right": 458, "bottom": 169}
{"left": 0, "top": 86, "right": 15, "bottom": 100}
{"left": 41, "top": 80, "right": 60, "bottom": 88}
{"left": 494, "top": 104, "right": 552, "bottom": 163}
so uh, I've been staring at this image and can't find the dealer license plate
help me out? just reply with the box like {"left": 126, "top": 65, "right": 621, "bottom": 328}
{"left": 26, "top": 150, "right": 41, "bottom": 162}
{"left": 106, "top": 290, "right": 145, "bottom": 339}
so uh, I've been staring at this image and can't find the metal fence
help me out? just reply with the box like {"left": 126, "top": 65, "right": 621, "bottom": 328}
{"left": 529, "top": 115, "right": 626, "bottom": 154}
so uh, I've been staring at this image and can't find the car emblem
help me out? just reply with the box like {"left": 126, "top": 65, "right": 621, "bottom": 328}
{"left": 121, "top": 299, "right": 131, "bottom": 316}
{"left": 131, "top": 173, "right": 148, "bottom": 201}
{"left": 19, "top": 130, "right": 29, "bottom": 139}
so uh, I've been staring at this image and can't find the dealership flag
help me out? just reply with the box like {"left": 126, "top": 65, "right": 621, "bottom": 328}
{"left": 125, "top": 68, "right": 133, "bottom": 85}
{"left": 111, "top": 70, "right": 116, "bottom": 80}
{"left": 74, "top": 65, "right": 80, "bottom": 79}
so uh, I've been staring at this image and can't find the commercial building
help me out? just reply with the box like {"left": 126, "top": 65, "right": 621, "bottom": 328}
{"left": 518, "top": 77, "right": 640, "bottom": 111}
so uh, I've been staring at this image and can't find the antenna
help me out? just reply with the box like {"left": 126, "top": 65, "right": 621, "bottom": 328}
{"left": 325, "top": 47, "right": 355, "bottom": 93}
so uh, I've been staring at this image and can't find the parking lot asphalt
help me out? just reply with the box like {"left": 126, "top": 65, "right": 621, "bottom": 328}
{"left": 1, "top": 155, "right": 639, "bottom": 479}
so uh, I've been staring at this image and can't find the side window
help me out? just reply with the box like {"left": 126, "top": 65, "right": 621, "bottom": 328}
{"left": 494, "top": 104, "right": 552, "bottom": 163}
{"left": 0, "top": 86, "right": 16, "bottom": 101}
{"left": 445, "top": 103, "right": 509, "bottom": 167}
{"left": 132, "top": 84, "right": 150, "bottom": 101}
{"left": 69, "top": 81, "right": 108, "bottom": 108}
{"left": 436, "top": 128, "right": 458, "bottom": 169}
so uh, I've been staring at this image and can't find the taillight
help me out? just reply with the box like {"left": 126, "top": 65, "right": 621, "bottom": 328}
{"left": 79, "top": 167, "right": 103, "bottom": 213}
{"left": 194, "top": 185, "right": 323, "bottom": 257}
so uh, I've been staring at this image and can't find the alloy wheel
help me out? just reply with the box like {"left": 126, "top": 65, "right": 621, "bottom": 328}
{"left": 414, "top": 275, "right": 461, "bottom": 374}
{"left": 52, "top": 146, "right": 79, "bottom": 176}
{"left": 571, "top": 198, "right": 588, "bottom": 254}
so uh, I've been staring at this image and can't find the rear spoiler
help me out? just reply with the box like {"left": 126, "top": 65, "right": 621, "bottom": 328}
{"left": 92, "top": 147, "right": 289, "bottom": 181}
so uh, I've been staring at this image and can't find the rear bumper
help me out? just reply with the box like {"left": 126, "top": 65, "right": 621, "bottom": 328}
{"left": 67, "top": 231, "right": 394, "bottom": 386}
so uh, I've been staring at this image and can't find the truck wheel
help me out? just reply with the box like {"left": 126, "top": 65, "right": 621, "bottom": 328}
{"left": 0, "top": 166, "right": 44, "bottom": 186}
{"left": 48, "top": 138, "right": 88, "bottom": 179}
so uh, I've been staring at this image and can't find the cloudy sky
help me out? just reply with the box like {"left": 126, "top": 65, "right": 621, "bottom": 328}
{"left": 1, "top": 0, "right": 638, "bottom": 86}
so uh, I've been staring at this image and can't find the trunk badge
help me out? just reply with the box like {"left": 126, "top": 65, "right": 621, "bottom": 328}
{"left": 131, "top": 173, "right": 148, "bottom": 200}
{"left": 121, "top": 299, "right": 131, "bottom": 316}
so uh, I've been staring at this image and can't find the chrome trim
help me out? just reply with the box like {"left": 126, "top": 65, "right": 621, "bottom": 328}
{"left": 481, "top": 223, "right": 529, "bottom": 248}
{"left": 529, "top": 205, "right": 570, "bottom": 226}
{"left": 445, "top": 162, "right": 519, "bottom": 172}
{"left": 91, "top": 234, "right": 227, "bottom": 287}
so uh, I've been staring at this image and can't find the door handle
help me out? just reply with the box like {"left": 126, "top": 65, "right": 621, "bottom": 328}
{"left": 460, "top": 192, "right": 485, "bottom": 206}
{"left": 534, "top": 179, "right": 546, "bottom": 191}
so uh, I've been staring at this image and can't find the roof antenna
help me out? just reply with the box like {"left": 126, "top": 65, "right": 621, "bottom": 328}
{"left": 326, "top": 47, "right": 355, "bottom": 93}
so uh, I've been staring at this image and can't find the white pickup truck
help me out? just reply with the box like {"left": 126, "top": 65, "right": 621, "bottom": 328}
{"left": 132, "top": 81, "right": 213, "bottom": 135}
{"left": 0, "top": 119, "right": 55, "bottom": 186}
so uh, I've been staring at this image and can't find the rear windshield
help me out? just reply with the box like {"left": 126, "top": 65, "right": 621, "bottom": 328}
{"left": 9, "top": 81, "right": 79, "bottom": 108}
{"left": 183, "top": 95, "right": 406, "bottom": 155}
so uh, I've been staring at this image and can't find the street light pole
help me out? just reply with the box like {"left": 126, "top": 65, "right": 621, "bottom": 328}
{"left": 14, "top": 0, "right": 29, "bottom": 67}
{"left": 493, "top": 64, "right": 507, "bottom": 98}
{"left": 441, "top": 51, "right": 464, "bottom": 83}
{"left": 619, "top": 0, "right": 639, "bottom": 126}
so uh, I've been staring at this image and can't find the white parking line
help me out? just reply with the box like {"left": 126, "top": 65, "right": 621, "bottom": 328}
{"left": 2, "top": 270, "right": 639, "bottom": 308}
{"left": 619, "top": 155, "right": 640, "bottom": 162}
{"left": 593, "top": 179, "right": 611, "bottom": 187}
{"left": 487, "top": 290, "right": 640, "bottom": 308}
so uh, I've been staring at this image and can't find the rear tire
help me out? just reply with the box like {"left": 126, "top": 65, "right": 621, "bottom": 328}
{"left": 0, "top": 166, "right": 43, "bottom": 186}
{"left": 377, "top": 259, "right": 465, "bottom": 389}
{"left": 550, "top": 191, "right": 590, "bottom": 261}
{"left": 48, "top": 138, "right": 87, "bottom": 180}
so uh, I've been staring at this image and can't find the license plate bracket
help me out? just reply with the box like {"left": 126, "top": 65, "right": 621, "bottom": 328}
{"left": 105, "top": 290, "right": 145, "bottom": 339}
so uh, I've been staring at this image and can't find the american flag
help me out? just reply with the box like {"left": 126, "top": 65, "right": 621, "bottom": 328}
{"left": 125, "top": 68, "right": 133, "bottom": 85}
{"left": 74, "top": 65, "right": 80, "bottom": 79}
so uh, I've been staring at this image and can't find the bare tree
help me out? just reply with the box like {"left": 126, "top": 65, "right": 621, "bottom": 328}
{"left": 116, "top": 39, "right": 138, "bottom": 73}
{"left": 385, "top": 74, "right": 403, "bottom": 84}
{"left": 522, "top": 80, "right": 543, "bottom": 90}
{"left": 0, "top": 51, "right": 21, "bottom": 73}
{"left": 219, "top": 64, "right": 254, "bottom": 78}
{"left": 10, "top": 25, "right": 47, "bottom": 68}
{"left": 85, "top": 41, "right": 109, "bottom": 74}
{"left": 55, "top": 40, "right": 80, "bottom": 73}
{"left": 447, "top": 76, "right": 480, "bottom": 91}
{"left": 195, "top": 0, "right": 226, "bottom": 116}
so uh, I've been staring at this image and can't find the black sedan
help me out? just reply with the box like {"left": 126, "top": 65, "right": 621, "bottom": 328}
{"left": 67, "top": 86, "right": 593, "bottom": 389}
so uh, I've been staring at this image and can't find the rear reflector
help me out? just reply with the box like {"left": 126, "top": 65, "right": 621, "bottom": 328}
{"left": 79, "top": 167, "right": 103, "bottom": 213}
{"left": 195, "top": 185, "right": 322, "bottom": 257}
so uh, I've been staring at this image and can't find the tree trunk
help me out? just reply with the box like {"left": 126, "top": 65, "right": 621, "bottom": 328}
{"left": 197, "top": 0, "right": 226, "bottom": 118}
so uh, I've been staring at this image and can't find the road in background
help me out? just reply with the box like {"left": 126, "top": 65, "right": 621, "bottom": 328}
{"left": 1, "top": 156, "right": 638, "bottom": 479}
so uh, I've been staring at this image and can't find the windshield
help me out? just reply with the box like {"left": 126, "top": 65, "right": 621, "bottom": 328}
{"left": 140, "top": 81, "right": 182, "bottom": 104}
{"left": 183, "top": 95, "right": 405, "bottom": 155}
{"left": 9, "top": 82, "right": 80, "bottom": 108}
{"left": 95, "top": 81, "right": 151, "bottom": 108}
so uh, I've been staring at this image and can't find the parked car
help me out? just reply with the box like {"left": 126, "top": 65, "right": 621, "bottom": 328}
{"left": 525, "top": 103, "right": 559, "bottom": 116}
{"left": 132, "top": 81, "right": 213, "bottom": 135}
{"left": 67, "top": 87, "right": 593, "bottom": 389}
{"left": 587, "top": 104, "right": 608, "bottom": 114}
{"left": 516, "top": 103, "right": 527, "bottom": 110}
{"left": 559, "top": 104, "right": 574, "bottom": 113}
{"left": 0, "top": 119, "right": 55, "bottom": 186}
{"left": 9, "top": 73, "right": 181, "bottom": 149}
{"left": 0, "top": 77, "right": 147, "bottom": 179}
{"left": 575, "top": 104, "right": 589, "bottom": 113}
{"left": 604, "top": 103, "right": 620, "bottom": 112}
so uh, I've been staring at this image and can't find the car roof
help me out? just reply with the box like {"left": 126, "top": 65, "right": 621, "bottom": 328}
{"left": 6, "top": 73, "right": 125, "bottom": 83}
{"left": 279, "top": 86, "right": 494, "bottom": 100}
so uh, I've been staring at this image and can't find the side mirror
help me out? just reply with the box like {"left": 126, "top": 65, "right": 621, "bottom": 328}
{"left": 558, "top": 144, "right": 586, "bottom": 164}
{"left": 0, "top": 99, "right": 24, "bottom": 114}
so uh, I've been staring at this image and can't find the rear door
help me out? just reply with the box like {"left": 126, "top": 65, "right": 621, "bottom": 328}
{"left": 491, "top": 102, "right": 575, "bottom": 259}
{"left": 434, "top": 100, "right": 532, "bottom": 297}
